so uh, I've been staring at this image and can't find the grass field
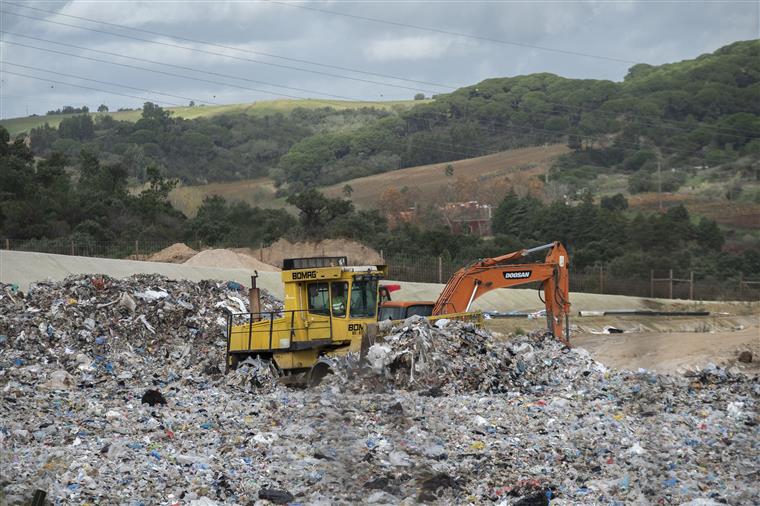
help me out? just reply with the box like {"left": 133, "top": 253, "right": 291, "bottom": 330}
{"left": 168, "top": 144, "right": 570, "bottom": 216}
{"left": 1, "top": 98, "right": 422, "bottom": 136}
{"left": 169, "top": 177, "right": 285, "bottom": 217}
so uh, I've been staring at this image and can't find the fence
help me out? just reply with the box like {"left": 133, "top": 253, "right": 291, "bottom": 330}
{"left": 2, "top": 239, "right": 759, "bottom": 301}
{"left": 385, "top": 253, "right": 759, "bottom": 302}
{"left": 0, "top": 238, "right": 181, "bottom": 260}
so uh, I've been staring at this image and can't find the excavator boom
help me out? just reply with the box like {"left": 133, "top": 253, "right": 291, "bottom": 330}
{"left": 433, "top": 242, "right": 571, "bottom": 345}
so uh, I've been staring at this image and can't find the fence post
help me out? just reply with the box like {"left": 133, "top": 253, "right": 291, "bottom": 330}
{"left": 4, "top": 239, "right": 8, "bottom": 250}
{"left": 739, "top": 272, "right": 743, "bottom": 299}
{"left": 438, "top": 256, "right": 442, "bottom": 284}
{"left": 70, "top": 240, "right": 74, "bottom": 256}
{"left": 135, "top": 240, "right": 139, "bottom": 259}
{"left": 669, "top": 269, "right": 674, "bottom": 299}
{"left": 689, "top": 271, "right": 694, "bottom": 300}
{"left": 650, "top": 269, "right": 654, "bottom": 298}
{"left": 599, "top": 264, "right": 604, "bottom": 294}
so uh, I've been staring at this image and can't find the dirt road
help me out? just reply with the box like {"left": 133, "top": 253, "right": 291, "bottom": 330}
{"left": 486, "top": 314, "right": 759, "bottom": 374}
{"left": 573, "top": 324, "right": 759, "bottom": 374}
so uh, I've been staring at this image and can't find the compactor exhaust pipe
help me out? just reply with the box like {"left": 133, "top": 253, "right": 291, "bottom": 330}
{"left": 249, "top": 271, "right": 261, "bottom": 321}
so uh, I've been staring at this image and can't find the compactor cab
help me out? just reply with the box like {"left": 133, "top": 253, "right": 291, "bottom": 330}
{"left": 225, "top": 256, "right": 386, "bottom": 376}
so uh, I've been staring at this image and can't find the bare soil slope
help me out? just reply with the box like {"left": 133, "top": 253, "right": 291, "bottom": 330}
{"left": 322, "top": 144, "right": 569, "bottom": 207}
{"left": 166, "top": 145, "right": 568, "bottom": 216}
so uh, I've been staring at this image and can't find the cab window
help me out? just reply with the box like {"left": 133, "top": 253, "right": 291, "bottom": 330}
{"left": 378, "top": 305, "right": 404, "bottom": 321}
{"left": 307, "top": 282, "right": 330, "bottom": 315}
{"left": 331, "top": 282, "right": 348, "bottom": 317}
{"left": 407, "top": 304, "right": 433, "bottom": 317}
{"left": 350, "top": 279, "right": 378, "bottom": 318}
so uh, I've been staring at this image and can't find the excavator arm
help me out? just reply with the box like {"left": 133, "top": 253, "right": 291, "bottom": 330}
{"left": 433, "top": 242, "right": 572, "bottom": 345}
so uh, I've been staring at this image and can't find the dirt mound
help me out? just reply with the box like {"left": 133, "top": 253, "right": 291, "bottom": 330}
{"left": 241, "top": 239, "right": 383, "bottom": 268}
{"left": 184, "top": 248, "right": 280, "bottom": 272}
{"left": 147, "top": 243, "right": 198, "bottom": 263}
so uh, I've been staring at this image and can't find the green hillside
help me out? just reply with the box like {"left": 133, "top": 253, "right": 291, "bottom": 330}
{"left": 276, "top": 39, "right": 759, "bottom": 190}
{"left": 0, "top": 98, "right": 421, "bottom": 136}
{"left": 6, "top": 40, "right": 758, "bottom": 191}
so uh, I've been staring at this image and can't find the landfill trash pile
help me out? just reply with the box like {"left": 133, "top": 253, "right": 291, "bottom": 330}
{"left": 323, "top": 318, "right": 759, "bottom": 503}
{"left": 0, "top": 274, "right": 280, "bottom": 384}
{"left": 1, "top": 286, "right": 758, "bottom": 505}
{"left": 345, "top": 316, "right": 610, "bottom": 395}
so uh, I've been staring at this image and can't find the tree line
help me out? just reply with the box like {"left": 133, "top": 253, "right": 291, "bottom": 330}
{"left": 2, "top": 128, "right": 757, "bottom": 283}
{"left": 28, "top": 103, "right": 392, "bottom": 185}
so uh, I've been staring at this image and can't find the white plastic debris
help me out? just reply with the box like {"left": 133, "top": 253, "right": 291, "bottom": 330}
{"left": 133, "top": 289, "right": 169, "bottom": 301}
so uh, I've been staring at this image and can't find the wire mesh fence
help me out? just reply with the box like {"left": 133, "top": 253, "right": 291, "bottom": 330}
{"left": 2, "top": 239, "right": 758, "bottom": 301}
{"left": 0, "top": 238, "right": 178, "bottom": 261}
{"left": 384, "top": 253, "right": 758, "bottom": 302}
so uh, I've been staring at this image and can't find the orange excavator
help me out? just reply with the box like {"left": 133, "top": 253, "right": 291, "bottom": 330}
{"left": 381, "top": 241, "right": 572, "bottom": 345}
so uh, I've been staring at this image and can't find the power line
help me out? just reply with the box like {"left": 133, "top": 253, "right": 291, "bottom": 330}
{"left": 267, "top": 0, "right": 637, "bottom": 65}
{"left": 1, "top": 71, "right": 480, "bottom": 157}
{"left": 2, "top": 9, "right": 440, "bottom": 95}
{"left": 4, "top": 44, "right": 703, "bottom": 159}
{"left": 3, "top": 11, "right": 751, "bottom": 137}
{"left": 4, "top": 70, "right": 728, "bottom": 172}
{"left": 9, "top": 30, "right": 750, "bottom": 140}
{"left": 2, "top": 70, "right": 182, "bottom": 107}
{"left": 5, "top": 47, "right": 746, "bottom": 143}
{"left": 2, "top": 40, "right": 311, "bottom": 101}
{"left": 2, "top": 32, "right": 361, "bottom": 101}
{"left": 1, "top": 61, "right": 220, "bottom": 106}
{"left": 1, "top": 39, "right": 716, "bottom": 160}
{"left": 4, "top": 1, "right": 456, "bottom": 91}
{"left": 0, "top": 50, "right": 729, "bottom": 156}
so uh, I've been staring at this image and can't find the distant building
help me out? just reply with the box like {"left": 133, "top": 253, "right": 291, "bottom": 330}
{"left": 442, "top": 201, "right": 493, "bottom": 236}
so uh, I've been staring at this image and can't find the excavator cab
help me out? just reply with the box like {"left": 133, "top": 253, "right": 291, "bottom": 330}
{"left": 225, "top": 256, "right": 386, "bottom": 375}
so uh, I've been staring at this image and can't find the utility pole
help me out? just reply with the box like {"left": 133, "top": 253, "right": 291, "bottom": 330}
{"left": 657, "top": 158, "right": 663, "bottom": 212}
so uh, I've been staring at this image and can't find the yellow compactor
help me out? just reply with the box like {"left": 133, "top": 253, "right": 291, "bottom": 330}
{"left": 225, "top": 256, "right": 385, "bottom": 382}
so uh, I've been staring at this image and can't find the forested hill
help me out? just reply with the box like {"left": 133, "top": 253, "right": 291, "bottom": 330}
{"left": 278, "top": 39, "right": 759, "bottom": 191}
{"left": 11, "top": 39, "right": 760, "bottom": 190}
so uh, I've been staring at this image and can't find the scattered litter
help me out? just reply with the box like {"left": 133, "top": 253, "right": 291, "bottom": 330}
{"left": 737, "top": 350, "right": 752, "bottom": 363}
{"left": 141, "top": 389, "right": 167, "bottom": 406}
{"left": 0, "top": 277, "right": 756, "bottom": 504}
{"left": 590, "top": 325, "right": 625, "bottom": 334}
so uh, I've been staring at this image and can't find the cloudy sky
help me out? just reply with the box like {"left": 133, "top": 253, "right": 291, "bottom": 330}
{"left": 1, "top": 0, "right": 758, "bottom": 118}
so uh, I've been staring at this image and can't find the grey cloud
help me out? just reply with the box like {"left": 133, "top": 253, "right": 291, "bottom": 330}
{"left": 1, "top": 0, "right": 757, "bottom": 118}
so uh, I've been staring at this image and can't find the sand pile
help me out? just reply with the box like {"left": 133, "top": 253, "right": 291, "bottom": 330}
{"left": 184, "top": 249, "right": 280, "bottom": 271}
{"left": 147, "top": 243, "right": 198, "bottom": 263}
{"left": 243, "top": 238, "right": 383, "bottom": 268}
